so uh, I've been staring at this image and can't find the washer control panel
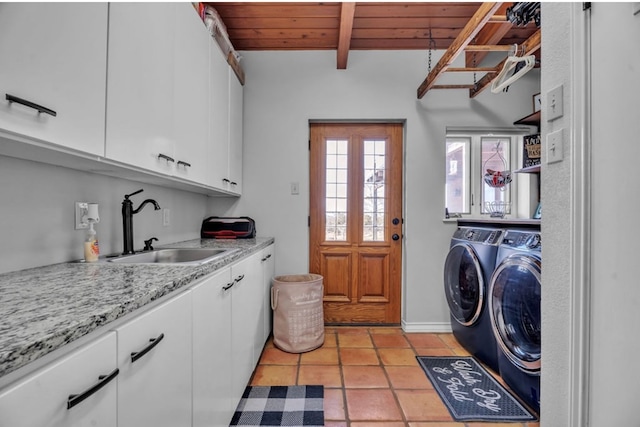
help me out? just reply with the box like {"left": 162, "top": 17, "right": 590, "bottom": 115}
{"left": 501, "top": 230, "right": 542, "bottom": 251}
{"left": 453, "top": 227, "right": 504, "bottom": 245}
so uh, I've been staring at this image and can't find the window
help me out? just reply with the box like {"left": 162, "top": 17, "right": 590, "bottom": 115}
{"left": 445, "top": 130, "right": 525, "bottom": 217}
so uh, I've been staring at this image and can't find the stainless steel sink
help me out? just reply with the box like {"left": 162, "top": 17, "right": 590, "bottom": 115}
{"left": 108, "top": 248, "right": 237, "bottom": 265}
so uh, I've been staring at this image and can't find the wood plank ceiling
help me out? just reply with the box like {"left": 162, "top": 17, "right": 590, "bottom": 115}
{"left": 205, "top": 2, "right": 540, "bottom": 98}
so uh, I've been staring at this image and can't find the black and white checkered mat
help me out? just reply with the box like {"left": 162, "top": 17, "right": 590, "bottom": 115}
{"left": 230, "top": 385, "right": 324, "bottom": 426}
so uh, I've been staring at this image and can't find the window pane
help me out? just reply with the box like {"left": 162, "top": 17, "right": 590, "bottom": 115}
{"left": 363, "top": 139, "right": 385, "bottom": 241}
{"left": 445, "top": 138, "right": 470, "bottom": 214}
{"left": 481, "top": 137, "right": 511, "bottom": 215}
{"left": 325, "top": 139, "right": 348, "bottom": 241}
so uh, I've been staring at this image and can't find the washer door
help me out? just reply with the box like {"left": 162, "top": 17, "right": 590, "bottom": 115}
{"left": 489, "top": 253, "right": 541, "bottom": 373}
{"left": 444, "top": 243, "right": 484, "bottom": 326}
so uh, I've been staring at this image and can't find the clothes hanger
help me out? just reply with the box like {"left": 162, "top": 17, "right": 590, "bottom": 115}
{"left": 491, "top": 45, "right": 536, "bottom": 93}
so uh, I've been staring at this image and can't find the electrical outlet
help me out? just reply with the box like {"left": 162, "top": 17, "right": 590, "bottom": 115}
{"left": 163, "top": 208, "right": 171, "bottom": 226}
{"left": 75, "top": 202, "right": 89, "bottom": 230}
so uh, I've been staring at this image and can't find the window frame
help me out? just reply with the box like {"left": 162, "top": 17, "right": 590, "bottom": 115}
{"left": 445, "top": 129, "right": 528, "bottom": 218}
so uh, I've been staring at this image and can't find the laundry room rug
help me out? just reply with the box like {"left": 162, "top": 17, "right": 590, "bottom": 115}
{"left": 416, "top": 356, "right": 537, "bottom": 422}
{"left": 229, "top": 385, "right": 324, "bottom": 426}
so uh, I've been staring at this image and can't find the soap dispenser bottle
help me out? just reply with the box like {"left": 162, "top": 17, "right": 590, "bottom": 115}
{"left": 83, "top": 203, "right": 100, "bottom": 262}
{"left": 84, "top": 222, "right": 100, "bottom": 262}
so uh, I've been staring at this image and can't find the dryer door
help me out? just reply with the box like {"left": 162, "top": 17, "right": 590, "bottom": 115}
{"left": 489, "top": 253, "right": 541, "bottom": 373}
{"left": 444, "top": 243, "right": 484, "bottom": 326}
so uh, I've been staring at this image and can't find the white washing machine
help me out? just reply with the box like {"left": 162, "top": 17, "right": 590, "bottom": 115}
{"left": 489, "top": 229, "right": 541, "bottom": 413}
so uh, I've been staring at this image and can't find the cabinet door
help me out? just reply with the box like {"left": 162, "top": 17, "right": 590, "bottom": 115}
{"left": 209, "top": 41, "right": 231, "bottom": 190}
{"left": 192, "top": 268, "right": 234, "bottom": 427}
{"left": 230, "top": 253, "right": 263, "bottom": 402}
{"left": 0, "top": 3, "right": 107, "bottom": 156}
{"left": 116, "top": 291, "right": 192, "bottom": 427}
{"left": 105, "top": 3, "right": 176, "bottom": 175}
{"left": 228, "top": 71, "right": 244, "bottom": 194}
{"left": 261, "top": 245, "right": 276, "bottom": 344}
{"left": 0, "top": 332, "right": 117, "bottom": 427}
{"left": 173, "top": 4, "right": 210, "bottom": 185}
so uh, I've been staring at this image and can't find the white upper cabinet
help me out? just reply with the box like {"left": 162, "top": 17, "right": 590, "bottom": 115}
{"left": 105, "top": 3, "right": 176, "bottom": 176}
{"left": 228, "top": 71, "right": 244, "bottom": 194}
{"left": 209, "top": 41, "right": 231, "bottom": 191}
{"left": 172, "top": 5, "right": 211, "bottom": 185}
{"left": 0, "top": 3, "right": 108, "bottom": 157}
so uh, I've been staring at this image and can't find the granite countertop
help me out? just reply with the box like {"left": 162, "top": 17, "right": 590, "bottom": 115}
{"left": 0, "top": 237, "right": 274, "bottom": 382}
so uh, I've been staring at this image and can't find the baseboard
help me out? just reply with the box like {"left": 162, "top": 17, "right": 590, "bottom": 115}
{"left": 401, "top": 321, "right": 452, "bottom": 333}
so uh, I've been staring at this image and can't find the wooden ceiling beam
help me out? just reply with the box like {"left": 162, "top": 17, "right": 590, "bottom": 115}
{"left": 465, "top": 21, "right": 515, "bottom": 66}
{"left": 337, "top": 2, "right": 356, "bottom": 69}
{"left": 417, "top": 2, "right": 502, "bottom": 99}
{"left": 470, "top": 28, "right": 541, "bottom": 98}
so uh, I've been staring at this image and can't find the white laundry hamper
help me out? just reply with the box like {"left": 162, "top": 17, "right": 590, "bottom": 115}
{"left": 271, "top": 274, "right": 325, "bottom": 353}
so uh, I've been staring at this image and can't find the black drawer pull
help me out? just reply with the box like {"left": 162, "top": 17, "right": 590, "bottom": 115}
{"left": 261, "top": 254, "right": 272, "bottom": 262}
{"left": 157, "top": 153, "right": 175, "bottom": 163}
{"left": 6, "top": 94, "right": 57, "bottom": 117}
{"left": 223, "top": 178, "right": 231, "bottom": 183}
{"left": 230, "top": 181, "right": 237, "bottom": 186}
{"left": 222, "top": 282, "right": 235, "bottom": 291}
{"left": 131, "top": 333, "right": 165, "bottom": 363}
{"left": 67, "top": 368, "right": 119, "bottom": 410}
{"left": 177, "top": 160, "right": 191, "bottom": 168}
{"left": 235, "top": 274, "right": 245, "bottom": 283}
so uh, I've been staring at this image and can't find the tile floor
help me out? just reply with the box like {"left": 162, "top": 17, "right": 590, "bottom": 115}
{"left": 250, "top": 326, "right": 540, "bottom": 427}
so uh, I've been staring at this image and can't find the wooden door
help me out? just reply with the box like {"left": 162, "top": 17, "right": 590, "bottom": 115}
{"left": 310, "top": 123, "right": 403, "bottom": 324}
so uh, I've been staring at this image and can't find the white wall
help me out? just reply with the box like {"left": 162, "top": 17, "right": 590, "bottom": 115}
{"left": 0, "top": 155, "right": 209, "bottom": 274}
{"left": 589, "top": 3, "right": 640, "bottom": 425}
{"left": 216, "top": 49, "right": 540, "bottom": 328}
{"left": 542, "top": 3, "right": 640, "bottom": 426}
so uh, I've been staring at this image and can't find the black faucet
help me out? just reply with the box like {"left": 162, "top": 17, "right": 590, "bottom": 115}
{"left": 122, "top": 189, "right": 161, "bottom": 255}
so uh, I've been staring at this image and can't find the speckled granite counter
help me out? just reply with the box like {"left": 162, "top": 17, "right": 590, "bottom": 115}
{"left": 0, "top": 237, "right": 274, "bottom": 382}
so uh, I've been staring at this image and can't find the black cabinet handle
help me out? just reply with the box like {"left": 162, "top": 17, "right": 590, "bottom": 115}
{"left": 261, "top": 254, "right": 272, "bottom": 262}
{"left": 223, "top": 178, "right": 230, "bottom": 183}
{"left": 131, "top": 333, "right": 164, "bottom": 363}
{"left": 157, "top": 153, "right": 175, "bottom": 163}
{"left": 230, "top": 181, "right": 237, "bottom": 186}
{"left": 6, "top": 94, "right": 57, "bottom": 117}
{"left": 177, "top": 160, "right": 191, "bottom": 168}
{"left": 222, "top": 282, "right": 234, "bottom": 291}
{"left": 234, "top": 274, "right": 245, "bottom": 283}
{"left": 67, "top": 368, "right": 119, "bottom": 410}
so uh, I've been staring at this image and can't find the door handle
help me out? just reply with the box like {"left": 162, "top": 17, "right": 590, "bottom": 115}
{"left": 392, "top": 234, "right": 400, "bottom": 241}
{"left": 392, "top": 218, "right": 401, "bottom": 225}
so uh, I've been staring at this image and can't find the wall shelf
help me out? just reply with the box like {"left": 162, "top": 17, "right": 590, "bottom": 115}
{"left": 514, "top": 110, "right": 541, "bottom": 130}
{"left": 515, "top": 164, "right": 541, "bottom": 173}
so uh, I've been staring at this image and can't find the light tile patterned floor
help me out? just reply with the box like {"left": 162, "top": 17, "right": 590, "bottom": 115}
{"left": 250, "top": 326, "right": 540, "bottom": 427}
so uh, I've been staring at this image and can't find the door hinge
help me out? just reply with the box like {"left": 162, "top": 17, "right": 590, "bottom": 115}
{"left": 308, "top": 140, "right": 311, "bottom": 150}
{"left": 583, "top": 2, "right": 591, "bottom": 10}
{"left": 308, "top": 216, "right": 310, "bottom": 227}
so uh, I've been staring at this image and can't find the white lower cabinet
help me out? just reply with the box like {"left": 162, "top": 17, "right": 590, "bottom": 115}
{"left": 0, "top": 332, "right": 117, "bottom": 427}
{"left": 116, "top": 290, "right": 192, "bottom": 427}
{"left": 261, "top": 246, "right": 276, "bottom": 346}
{"left": 230, "top": 251, "right": 265, "bottom": 404}
{"left": 192, "top": 267, "right": 234, "bottom": 427}
{"left": 0, "top": 245, "right": 274, "bottom": 427}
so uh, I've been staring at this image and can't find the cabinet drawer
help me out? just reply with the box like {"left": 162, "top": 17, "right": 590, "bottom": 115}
{"left": 0, "top": 332, "right": 117, "bottom": 427}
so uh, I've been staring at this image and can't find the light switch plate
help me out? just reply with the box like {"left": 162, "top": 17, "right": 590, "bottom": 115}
{"left": 546, "top": 85, "right": 564, "bottom": 121}
{"left": 75, "top": 202, "right": 89, "bottom": 230}
{"left": 291, "top": 182, "right": 299, "bottom": 195}
{"left": 547, "top": 129, "right": 564, "bottom": 164}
